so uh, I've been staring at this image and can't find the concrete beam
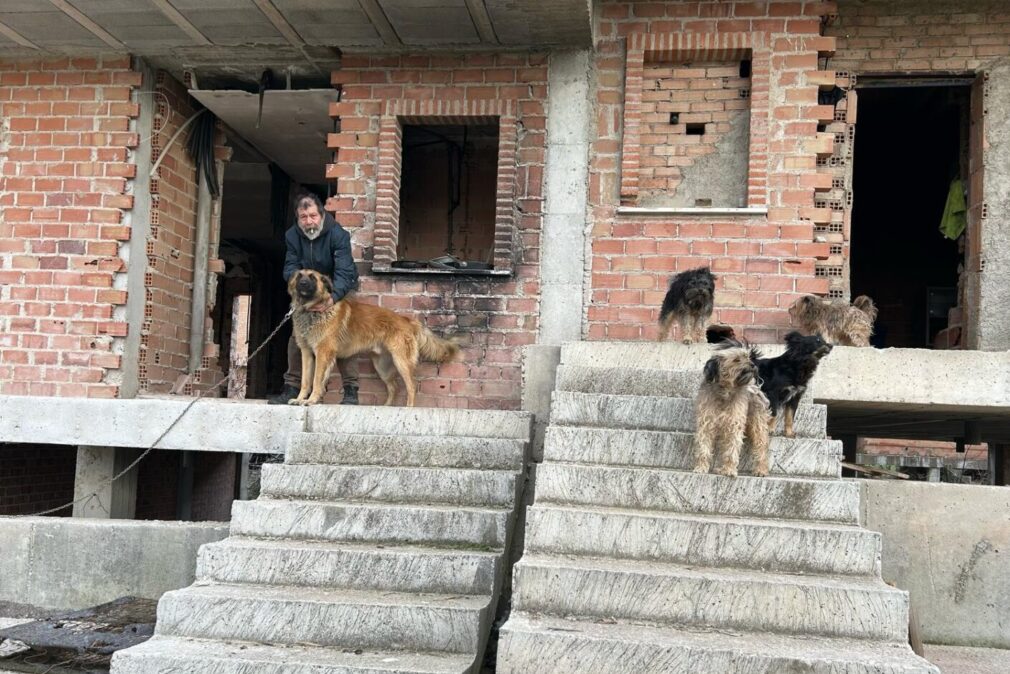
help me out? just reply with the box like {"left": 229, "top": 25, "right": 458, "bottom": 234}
{"left": 47, "top": 0, "right": 126, "bottom": 50}
{"left": 148, "top": 0, "right": 212, "bottom": 45}
{"left": 0, "top": 517, "right": 228, "bottom": 610}
{"left": 356, "top": 0, "right": 403, "bottom": 46}
{"left": 252, "top": 0, "right": 305, "bottom": 46}
{"left": 0, "top": 20, "right": 41, "bottom": 49}
{"left": 463, "top": 0, "right": 499, "bottom": 44}
{"left": 559, "top": 342, "right": 1010, "bottom": 412}
{"left": 0, "top": 396, "right": 532, "bottom": 454}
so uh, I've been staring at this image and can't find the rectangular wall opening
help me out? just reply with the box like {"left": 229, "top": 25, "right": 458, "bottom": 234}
{"left": 397, "top": 123, "right": 499, "bottom": 265}
{"left": 636, "top": 56, "right": 751, "bottom": 208}
{"left": 850, "top": 83, "right": 971, "bottom": 348}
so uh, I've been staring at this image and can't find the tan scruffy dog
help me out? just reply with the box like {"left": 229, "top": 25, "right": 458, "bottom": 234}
{"left": 788, "top": 294, "right": 878, "bottom": 347}
{"left": 692, "top": 342, "right": 771, "bottom": 478}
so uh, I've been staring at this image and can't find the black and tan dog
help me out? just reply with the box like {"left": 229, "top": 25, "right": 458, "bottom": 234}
{"left": 658, "top": 267, "right": 716, "bottom": 344}
{"left": 788, "top": 294, "right": 877, "bottom": 346}
{"left": 693, "top": 341, "right": 771, "bottom": 478}
{"left": 753, "top": 331, "right": 832, "bottom": 438}
{"left": 287, "top": 269, "right": 460, "bottom": 407}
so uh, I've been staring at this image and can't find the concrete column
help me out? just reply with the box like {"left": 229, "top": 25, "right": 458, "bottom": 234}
{"left": 523, "top": 50, "right": 593, "bottom": 460}
{"left": 119, "top": 58, "right": 157, "bottom": 398}
{"left": 72, "top": 446, "right": 139, "bottom": 519}
{"left": 927, "top": 467, "right": 942, "bottom": 483}
{"left": 975, "top": 60, "right": 1010, "bottom": 350}
{"left": 538, "top": 49, "right": 591, "bottom": 345}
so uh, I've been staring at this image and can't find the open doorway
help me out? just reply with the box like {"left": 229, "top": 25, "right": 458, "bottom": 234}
{"left": 191, "top": 87, "right": 337, "bottom": 399}
{"left": 850, "top": 84, "right": 970, "bottom": 348}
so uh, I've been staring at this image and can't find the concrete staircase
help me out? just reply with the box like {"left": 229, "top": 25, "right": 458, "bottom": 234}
{"left": 497, "top": 343, "right": 938, "bottom": 673}
{"left": 111, "top": 406, "right": 532, "bottom": 674}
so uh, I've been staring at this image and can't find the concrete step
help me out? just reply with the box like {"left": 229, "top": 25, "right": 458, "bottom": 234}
{"left": 305, "top": 406, "right": 532, "bottom": 441}
{"left": 287, "top": 432, "right": 525, "bottom": 471}
{"left": 560, "top": 341, "right": 731, "bottom": 371}
{"left": 497, "top": 613, "right": 939, "bottom": 674}
{"left": 197, "top": 537, "right": 500, "bottom": 596}
{"left": 260, "top": 464, "right": 519, "bottom": 508}
{"left": 544, "top": 426, "right": 841, "bottom": 477}
{"left": 557, "top": 363, "right": 703, "bottom": 397}
{"left": 551, "top": 391, "right": 827, "bottom": 438}
{"left": 113, "top": 636, "right": 475, "bottom": 674}
{"left": 535, "top": 462, "right": 860, "bottom": 524}
{"left": 231, "top": 498, "right": 510, "bottom": 549}
{"left": 156, "top": 582, "right": 489, "bottom": 654}
{"left": 511, "top": 554, "right": 908, "bottom": 641}
{"left": 523, "top": 504, "right": 880, "bottom": 576}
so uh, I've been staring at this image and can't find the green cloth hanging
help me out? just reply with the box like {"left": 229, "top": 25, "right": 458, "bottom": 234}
{"left": 939, "top": 177, "right": 966, "bottom": 240}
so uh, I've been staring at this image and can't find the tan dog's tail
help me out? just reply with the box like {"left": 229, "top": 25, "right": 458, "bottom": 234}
{"left": 419, "top": 328, "right": 463, "bottom": 362}
{"left": 852, "top": 295, "right": 878, "bottom": 322}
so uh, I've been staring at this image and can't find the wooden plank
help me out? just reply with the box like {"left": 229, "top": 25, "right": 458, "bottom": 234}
{"left": 841, "top": 461, "right": 910, "bottom": 479}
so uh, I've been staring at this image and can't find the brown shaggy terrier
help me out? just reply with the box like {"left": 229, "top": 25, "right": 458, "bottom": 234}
{"left": 692, "top": 343, "right": 771, "bottom": 478}
{"left": 788, "top": 294, "right": 878, "bottom": 347}
{"left": 287, "top": 269, "right": 460, "bottom": 407}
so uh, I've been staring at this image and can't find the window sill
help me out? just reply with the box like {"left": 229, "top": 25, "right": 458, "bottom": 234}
{"left": 371, "top": 265, "right": 512, "bottom": 277}
{"left": 617, "top": 206, "right": 768, "bottom": 217}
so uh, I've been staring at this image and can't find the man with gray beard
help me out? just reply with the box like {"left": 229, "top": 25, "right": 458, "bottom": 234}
{"left": 268, "top": 192, "right": 360, "bottom": 405}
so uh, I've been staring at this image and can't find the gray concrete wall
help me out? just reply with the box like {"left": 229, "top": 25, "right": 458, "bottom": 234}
{"left": 0, "top": 517, "right": 228, "bottom": 610}
{"left": 861, "top": 480, "right": 1010, "bottom": 648}
{"left": 977, "top": 58, "right": 1010, "bottom": 350}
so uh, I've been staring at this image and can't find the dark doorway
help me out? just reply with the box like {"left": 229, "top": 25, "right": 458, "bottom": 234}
{"left": 850, "top": 84, "right": 969, "bottom": 348}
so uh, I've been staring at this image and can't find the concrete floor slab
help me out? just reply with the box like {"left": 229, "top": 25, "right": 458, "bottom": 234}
{"left": 924, "top": 644, "right": 1010, "bottom": 674}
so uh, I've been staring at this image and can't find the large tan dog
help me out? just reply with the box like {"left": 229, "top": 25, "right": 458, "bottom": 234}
{"left": 287, "top": 269, "right": 461, "bottom": 406}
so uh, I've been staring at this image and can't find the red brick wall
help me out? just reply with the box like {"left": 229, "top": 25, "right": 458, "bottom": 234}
{"left": 0, "top": 56, "right": 140, "bottom": 397}
{"left": 0, "top": 444, "right": 76, "bottom": 516}
{"left": 637, "top": 58, "right": 751, "bottom": 199}
{"left": 140, "top": 73, "right": 226, "bottom": 394}
{"left": 828, "top": 0, "right": 1010, "bottom": 73}
{"left": 324, "top": 53, "right": 546, "bottom": 409}
{"left": 589, "top": 0, "right": 837, "bottom": 343}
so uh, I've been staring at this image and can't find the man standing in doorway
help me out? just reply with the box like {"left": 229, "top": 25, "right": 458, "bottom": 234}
{"left": 268, "top": 192, "right": 359, "bottom": 405}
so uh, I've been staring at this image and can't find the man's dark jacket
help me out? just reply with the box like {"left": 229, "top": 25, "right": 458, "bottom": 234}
{"left": 282, "top": 213, "right": 358, "bottom": 301}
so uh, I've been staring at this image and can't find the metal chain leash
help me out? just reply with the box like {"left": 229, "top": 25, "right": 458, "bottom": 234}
{"left": 29, "top": 308, "right": 294, "bottom": 517}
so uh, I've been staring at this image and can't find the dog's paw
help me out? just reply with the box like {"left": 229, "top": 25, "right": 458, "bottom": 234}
{"left": 752, "top": 467, "right": 769, "bottom": 477}
{"left": 287, "top": 398, "right": 303, "bottom": 406}
{"left": 691, "top": 463, "right": 710, "bottom": 474}
{"left": 714, "top": 466, "right": 738, "bottom": 478}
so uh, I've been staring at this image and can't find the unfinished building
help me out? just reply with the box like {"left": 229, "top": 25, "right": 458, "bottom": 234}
{"left": 1, "top": 0, "right": 1010, "bottom": 671}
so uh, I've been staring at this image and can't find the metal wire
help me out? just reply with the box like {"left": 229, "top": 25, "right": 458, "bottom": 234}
{"left": 27, "top": 308, "right": 293, "bottom": 517}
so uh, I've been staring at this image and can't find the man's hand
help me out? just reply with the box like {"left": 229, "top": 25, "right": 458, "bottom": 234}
{"left": 308, "top": 295, "right": 335, "bottom": 313}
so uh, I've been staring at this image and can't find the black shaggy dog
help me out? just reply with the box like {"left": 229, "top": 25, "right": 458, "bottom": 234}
{"left": 753, "top": 331, "right": 832, "bottom": 438}
{"left": 657, "top": 267, "right": 716, "bottom": 344}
